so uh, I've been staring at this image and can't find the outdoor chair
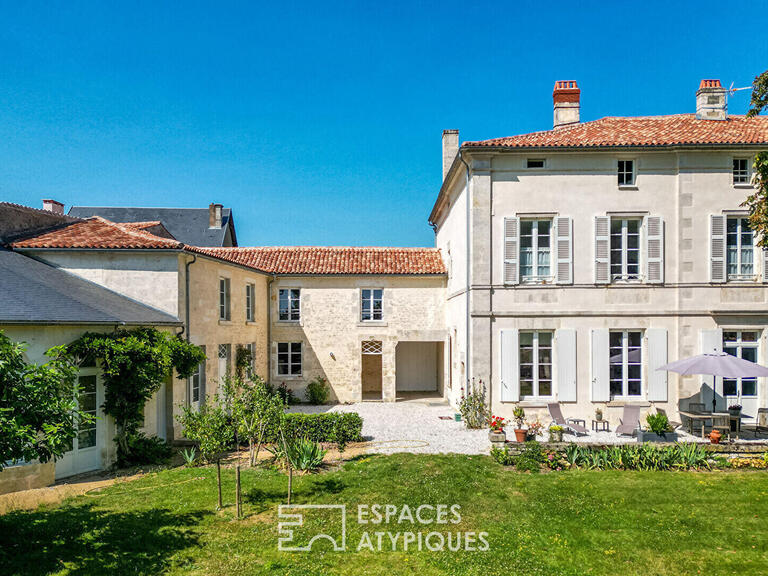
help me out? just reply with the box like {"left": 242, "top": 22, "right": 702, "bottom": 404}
{"left": 547, "top": 403, "right": 587, "bottom": 435}
{"left": 615, "top": 405, "right": 641, "bottom": 436}
{"left": 685, "top": 402, "right": 711, "bottom": 436}
{"left": 656, "top": 408, "right": 682, "bottom": 430}
{"left": 708, "top": 414, "right": 732, "bottom": 442}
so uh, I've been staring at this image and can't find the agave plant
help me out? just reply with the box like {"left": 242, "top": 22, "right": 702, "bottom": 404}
{"left": 180, "top": 447, "right": 197, "bottom": 467}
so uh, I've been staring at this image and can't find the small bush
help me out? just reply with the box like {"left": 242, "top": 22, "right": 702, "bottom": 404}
{"left": 459, "top": 380, "right": 487, "bottom": 429}
{"left": 514, "top": 441, "right": 545, "bottom": 473}
{"left": 490, "top": 445, "right": 514, "bottom": 466}
{"left": 117, "top": 433, "right": 173, "bottom": 467}
{"left": 305, "top": 377, "right": 330, "bottom": 405}
{"left": 276, "top": 382, "right": 298, "bottom": 405}
{"left": 180, "top": 447, "right": 197, "bottom": 467}
{"left": 263, "top": 412, "right": 363, "bottom": 445}
{"left": 646, "top": 412, "right": 670, "bottom": 436}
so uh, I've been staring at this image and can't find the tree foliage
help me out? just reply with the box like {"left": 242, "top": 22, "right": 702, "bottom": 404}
{"left": 742, "top": 69, "right": 768, "bottom": 246}
{"left": 231, "top": 374, "right": 286, "bottom": 466}
{"left": 0, "top": 331, "right": 91, "bottom": 470}
{"left": 68, "top": 328, "right": 205, "bottom": 457}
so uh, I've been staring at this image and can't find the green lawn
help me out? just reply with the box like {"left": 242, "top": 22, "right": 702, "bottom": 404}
{"left": 1, "top": 454, "right": 767, "bottom": 575}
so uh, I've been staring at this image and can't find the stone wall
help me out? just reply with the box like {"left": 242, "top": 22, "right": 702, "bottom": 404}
{"left": 0, "top": 462, "right": 55, "bottom": 495}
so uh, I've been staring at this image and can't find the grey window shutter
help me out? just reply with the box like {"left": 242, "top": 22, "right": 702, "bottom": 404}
{"left": 645, "top": 216, "right": 664, "bottom": 284}
{"left": 503, "top": 217, "right": 520, "bottom": 285}
{"left": 590, "top": 328, "right": 610, "bottom": 401}
{"left": 556, "top": 328, "right": 577, "bottom": 402}
{"left": 594, "top": 216, "right": 610, "bottom": 284}
{"left": 555, "top": 216, "right": 573, "bottom": 284}
{"left": 646, "top": 328, "right": 668, "bottom": 402}
{"left": 710, "top": 215, "right": 726, "bottom": 282}
{"left": 500, "top": 329, "right": 519, "bottom": 402}
{"left": 699, "top": 328, "right": 723, "bottom": 410}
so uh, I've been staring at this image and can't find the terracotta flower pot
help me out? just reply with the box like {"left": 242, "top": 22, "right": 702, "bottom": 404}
{"left": 514, "top": 428, "right": 527, "bottom": 443}
{"left": 709, "top": 429, "right": 722, "bottom": 444}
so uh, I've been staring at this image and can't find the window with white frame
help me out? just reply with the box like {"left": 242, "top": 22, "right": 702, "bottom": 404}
{"left": 218, "top": 343, "right": 231, "bottom": 379}
{"left": 609, "top": 330, "right": 642, "bottom": 398}
{"left": 726, "top": 217, "right": 754, "bottom": 280}
{"left": 520, "top": 220, "right": 552, "bottom": 282}
{"left": 277, "top": 342, "right": 302, "bottom": 376}
{"left": 610, "top": 218, "right": 641, "bottom": 281}
{"left": 733, "top": 158, "right": 750, "bottom": 185}
{"left": 278, "top": 288, "right": 300, "bottom": 321}
{"left": 245, "top": 342, "right": 256, "bottom": 373}
{"left": 190, "top": 347, "right": 205, "bottom": 405}
{"left": 219, "top": 277, "right": 231, "bottom": 321}
{"left": 246, "top": 283, "right": 255, "bottom": 322}
{"left": 361, "top": 289, "right": 383, "bottom": 321}
{"left": 723, "top": 330, "right": 759, "bottom": 399}
{"left": 519, "top": 331, "right": 553, "bottom": 398}
{"left": 618, "top": 159, "right": 635, "bottom": 186}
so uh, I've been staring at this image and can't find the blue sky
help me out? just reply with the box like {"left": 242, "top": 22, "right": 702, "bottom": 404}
{"left": 1, "top": 1, "right": 766, "bottom": 246}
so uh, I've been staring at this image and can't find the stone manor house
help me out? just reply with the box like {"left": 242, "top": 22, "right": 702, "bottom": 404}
{"left": 1, "top": 77, "right": 767, "bottom": 486}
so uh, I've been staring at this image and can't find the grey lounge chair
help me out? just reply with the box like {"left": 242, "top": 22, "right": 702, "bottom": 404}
{"left": 547, "top": 403, "right": 587, "bottom": 435}
{"left": 616, "top": 405, "right": 641, "bottom": 436}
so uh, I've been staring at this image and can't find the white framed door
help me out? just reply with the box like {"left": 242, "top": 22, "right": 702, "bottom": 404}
{"left": 56, "top": 367, "right": 104, "bottom": 479}
{"left": 722, "top": 330, "right": 760, "bottom": 422}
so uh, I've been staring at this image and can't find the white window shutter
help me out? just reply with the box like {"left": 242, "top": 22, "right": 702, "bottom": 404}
{"left": 503, "top": 217, "right": 520, "bottom": 285}
{"left": 500, "top": 329, "right": 519, "bottom": 402}
{"left": 710, "top": 215, "right": 726, "bottom": 283}
{"left": 645, "top": 216, "right": 664, "bottom": 284}
{"left": 763, "top": 247, "right": 768, "bottom": 283}
{"left": 646, "top": 328, "right": 668, "bottom": 402}
{"left": 594, "top": 216, "right": 610, "bottom": 284}
{"left": 556, "top": 329, "right": 577, "bottom": 402}
{"left": 590, "top": 328, "right": 610, "bottom": 401}
{"left": 699, "top": 328, "right": 723, "bottom": 410}
{"left": 555, "top": 216, "right": 573, "bottom": 284}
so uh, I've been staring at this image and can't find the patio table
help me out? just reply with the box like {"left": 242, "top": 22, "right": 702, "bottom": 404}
{"left": 678, "top": 411, "right": 712, "bottom": 439}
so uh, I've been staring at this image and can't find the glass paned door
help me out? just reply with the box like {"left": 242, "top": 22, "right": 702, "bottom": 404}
{"left": 56, "top": 369, "right": 103, "bottom": 479}
{"left": 722, "top": 331, "right": 760, "bottom": 420}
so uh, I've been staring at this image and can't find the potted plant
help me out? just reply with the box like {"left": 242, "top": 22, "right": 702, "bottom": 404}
{"left": 728, "top": 404, "right": 742, "bottom": 417}
{"left": 526, "top": 419, "right": 543, "bottom": 441}
{"left": 548, "top": 425, "right": 564, "bottom": 443}
{"left": 512, "top": 406, "right": 527, "bottom": 442}
{"left": 488, "top": 415, "right": 507, "bottom": 444}
{"left": 637, "top": 412, "right": 678, "bottom": 443}
{"left": 595, "top": 407, "right": 603, "bottom": 422}
{"left": 709, "top": 428, "right": 722, "bottom": 444}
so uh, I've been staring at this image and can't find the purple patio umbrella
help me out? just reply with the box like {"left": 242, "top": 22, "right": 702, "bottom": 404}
{"left": 658, "top": 352, "right": 768, "bottom": 413}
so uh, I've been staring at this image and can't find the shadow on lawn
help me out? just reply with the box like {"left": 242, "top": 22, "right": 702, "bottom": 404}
{"left": 0, "top": 502, "right": 207, "bottom": 575}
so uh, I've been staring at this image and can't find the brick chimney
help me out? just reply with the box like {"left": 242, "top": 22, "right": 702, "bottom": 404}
{"left": 442, "top": 129, "right": 459, "bottom": 181}
{"left": 209, "top": 203, "right": 223, "bottom": 229}
{"left": 42, "top": 199, "right": 64, "bottom": 214}
{"left": 696, "top": 79, "right": 727, "bottom": 120}
{"left": 553, "top": 80, "right": 580, "bottom": 129}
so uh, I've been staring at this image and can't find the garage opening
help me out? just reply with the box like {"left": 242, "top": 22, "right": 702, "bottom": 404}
{"left": 361, "top": 340, "right": 383, "bottom": 400}
{"left": 395, "top": 341, "right": 443, "bottom": 401}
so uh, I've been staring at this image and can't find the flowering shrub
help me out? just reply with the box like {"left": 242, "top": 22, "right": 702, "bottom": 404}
{"left": 729, "top": 455, "right": 768, "bottom": 469}
{"left": 489, "top": 415, "right": 506, "bottom": 432}
{"left": 545, "top": 449, "right": 567, "bottom": 471}
{"left": 459, "top": 380, "right": 488, "bottom": 429}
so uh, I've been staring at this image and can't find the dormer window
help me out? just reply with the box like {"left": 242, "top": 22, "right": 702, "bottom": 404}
{"left": 618, "top": 160, "right": 635, "bottom": 187}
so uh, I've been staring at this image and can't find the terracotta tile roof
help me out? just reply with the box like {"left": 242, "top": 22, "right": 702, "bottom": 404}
{"left": 11, "top": 217, "right": 183, "bottom": 249}
{"left": 188, "top": 246, "right": 447, "bottom": 275}
{"left": 464, "top": 114, "right": 768, "bottom": 149}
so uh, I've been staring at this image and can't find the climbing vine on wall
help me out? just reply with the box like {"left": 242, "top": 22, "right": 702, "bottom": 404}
{"left": 68, "top": 328, "right": 205, "bottom": 458}
{"left": 742, "top": 70, "right": 768, "bottom": 245}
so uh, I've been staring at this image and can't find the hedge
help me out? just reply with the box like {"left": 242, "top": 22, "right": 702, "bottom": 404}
{"left": 264, "top": 412, "right": 364, "bottom": 445}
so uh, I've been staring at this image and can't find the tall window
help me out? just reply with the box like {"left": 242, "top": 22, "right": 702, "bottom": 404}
{"left": 726, "top": 217, "right": 754, "bottom": 280}
{"left": 618, "top": 159, "right": 635, "bottom": 186}
{"left": 361, "top": 289, "right": 383, "bottom": 321}
{"left": 609, "top": 331, "right": 642, "bottom": 398}
{"left": 279, "top": 289, "right": 300, "bottom": 321}
{"left": 520, "top": 220, "right": 552, "bottom": 282}
{"left": 277, "top": 342, "right": 302, "bottom": 376}
{"left": 219, "top": 278, "right": 231, "bottom": 321}
{"left": 519, "top": 331, "right": 553, "bottom": 398}
{"left": 610, "top": 218, "right": 641, "bottom": 281}
{"left": 77, "top": 375, "right": 98, "bottom": 449}
{"left": 218, "top": 343, "right": 230, "bottom": 379}
{"left": 190, "top": 346, "right": 205, "bottom": 405}
{"left": 733, "top": 158, "right": 750, "bottom": 185}
{"left": 723, "top": 331, "right": 759, "bottom": 399}
{"left": 245, "top": 283, "right": 255, "bottom": 322}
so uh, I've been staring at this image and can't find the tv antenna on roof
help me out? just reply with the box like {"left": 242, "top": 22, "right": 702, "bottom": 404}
{"left": 728, "top": 81, "right": 752, "bottom": 95}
